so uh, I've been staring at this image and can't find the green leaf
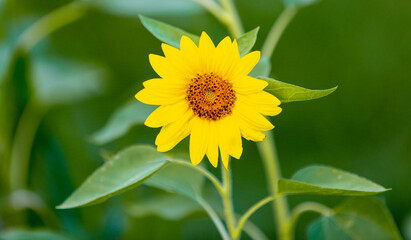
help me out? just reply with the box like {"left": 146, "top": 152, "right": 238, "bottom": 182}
{"left": 258, "top": 77, "right": 337, "bottom": 103}
{"left": 237, "top": 27, "right": 259, "bottom": 57}
{"left": 250, "top": 56, "right": 271, "bottom": 77}
{"left": 139, "top": 15, "right": 200, "bottom": 48}
{"left": 308, "top": 197, "right": 402, "bottom": 240}
{"left": 88, "top": 0, "right": 202, "bottom": 17}
{"left": 0, "top": 229, "right": 73, "bottom": 240}
{"left": 126, "top": 194, "right": 202, "bottom": 220}
{"left": 90, "top": 100, "right": 156, "bottom": 145}
{"left": 278, "top": 165, "right": 389, "bottom": 196}
{"left": 0, "top": 41, "right": 13, "bottom": 84}
{"left": 57, "top": 145, "right": 170, "bottom": 209}
{"left": 31, "top": 55, "right": 106, "bottom": 106}
{"left": 284, "top": 0, "right": 319, "bottom": 7}
{"left": 145, "top": 161, "right": 205, "bottom": 200}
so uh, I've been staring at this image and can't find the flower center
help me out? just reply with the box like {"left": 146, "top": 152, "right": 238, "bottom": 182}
{"left": 186, "top": 72, "right": 236, "bottom": 121}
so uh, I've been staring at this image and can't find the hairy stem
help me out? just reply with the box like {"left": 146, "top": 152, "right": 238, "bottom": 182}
{"left": 197, "top": 197, "right": 231, "bottom": 240}
{"left": 170, "top": 159, "right": 224, "bottom": 195}
{"left": 222, "top": 165, "right": 237, "bottom": 239}
{"left": 9, "top": 100, "right": 46, "bottom": 190}
{"left": 285, "top": 202, "right": 333, "bottom": 240}
{"left": 234, "top": 194, "right": 280, "bottom": 239}
{"left": 261, "top": 5, "right": 297, "bottom": 59}
{"left": 219, "top": 0, "right": 244, "bottom": 38}
{"left": 257, "top": 131, "right": 290, "bottom": 239}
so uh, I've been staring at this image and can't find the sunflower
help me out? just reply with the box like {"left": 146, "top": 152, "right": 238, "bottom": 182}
{"left": 135, "top": 32, "right": 281, "bottom": 168}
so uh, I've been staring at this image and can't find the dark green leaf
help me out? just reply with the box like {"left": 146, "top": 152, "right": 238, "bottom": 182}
{"left": 31, "top": 55, "right": 106, "bottom": 106}
{"left": 278, "top": 165, "right": 389, "bottom": 196}
{"left": 90, "top": 100, "right": 156, "bottom": 145}
{"left": 145, "top": 161, "right": 205, "bottom": 200}
{"left": 57, "top": 145, "right": 170, "bottom": 209}
{"left": 237, "top": 27, "right": 259, "bottom": 57}
{"left": 0, "top": 229, "right": 73, "bottom": 240}
{"left": 88, "top": 0, "right": 202, "bottom": 17}
{"left": 258, "top": 77, "right": 337, "bottom": 103}
{"left": 250, "top": 56, "right": 271, "bottom": 77}
{"left": 139, "top": 15, "right": 200, "bottom": 48}
{"left": 127, "top": 194, "right": 202, "bottom": 220}
{"left": 309, "top": 197, "right": 402, "bottom": 240}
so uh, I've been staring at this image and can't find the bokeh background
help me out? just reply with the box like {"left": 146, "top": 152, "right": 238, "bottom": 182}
{"left": 0, "top": 0, "right": 410, "bottom": 239}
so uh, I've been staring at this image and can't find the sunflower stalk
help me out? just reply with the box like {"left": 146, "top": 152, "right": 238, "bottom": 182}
{"left": 222, "top": 164, "right": 237, "bottom": 239}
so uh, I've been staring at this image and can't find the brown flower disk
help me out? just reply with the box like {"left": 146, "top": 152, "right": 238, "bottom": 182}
{"left": 186, "top": 73, "right": 236, "bottom": 121}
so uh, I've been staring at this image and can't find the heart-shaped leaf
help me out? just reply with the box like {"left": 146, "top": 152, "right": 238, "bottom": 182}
{"left": 90, "top": 100, "right": 156, "bottom": 145}
{"left": 258, "top": 77, "right": 337, "bottom": 103}
{"left": 309, "top": 197, "right": 402, "bottom": 240}
{"left": 237, "top": 27, "right": 259, "bottom": 57}
{"left": 126, "top": 194, "right": 202, "bottom": 221}
{"left": 139, "top": 15, "right": 200, "bottom": 48}
{"left": 278, "top": 165, "right": 389, "bottom": 196}
{"left": 57, "top": 145, "right": 170, "bottom": 209}
{"left": 145, "top": 161, "right": 205, "bottom": 200}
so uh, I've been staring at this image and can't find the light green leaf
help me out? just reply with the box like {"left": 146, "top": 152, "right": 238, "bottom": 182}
{"left": 57, "top": 145, "right": 170, "bottom": 209}
{"left": 145, "top": 161, "right": 205, "bottom": 200}
{"left": 278, "top": 165, "right": 389, "bottom": 196}
{"left": 139, "top": 15, "right": 200, "bottom": 48}
{"left": 258, "top": 77, "right": 337, "bottom": 103}
{"left": 237, "top": 27, "right": 259, "bottom": 57}
{"left": 87, "top": 0, "right": 202, "bottom": 17}
{"left": 0, "top": 229, "right": 73, "bottom": 240}
{"left": 126, "top": 194, "right": 202, "bottom": 220}
{"left": 250, "top": 56, "right": 271, "bottom": 77}
{"left": 308, "top": 197, "right": 402, "bottom": 240}
{"left": 90, "top": 100, "right": 156, "bottom": 145}
{"left": 31, "top": 55, "right": 106, "bottom": 106}
{"left": 284, "top": 0, "right": 319, "bottom": 7}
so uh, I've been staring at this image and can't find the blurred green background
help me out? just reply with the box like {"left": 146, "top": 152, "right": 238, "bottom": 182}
{"left": 0, "top": 0, "right": 410, "bottom": 239}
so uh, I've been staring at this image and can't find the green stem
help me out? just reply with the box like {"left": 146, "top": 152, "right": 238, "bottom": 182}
{"left": 170, "top": 159, "right": 224, "bottom": 195}
{"left": 256, "top": 131, "right": 290, "bottom": 240}
{"left": 222, "top": 165, "right": 237, "bottom": 239}
{"left": 17, "top": 2, "right": 87, "bottom": 53}
{"left": 261, "top": 5, "right": 297, "bottom": 59}
{"left": 285, "top": 202, "right": 332, "bottom": 240}
{"left": 197, "top": 197, "right": 231, "bottom": 240}
{"left": 194, "top": 0, "right": 230, "bottom": 25}
{"left": 9, "top": 100, "right": 46, "bottom": 191}
{"left": 219, "top": 0, "right": 244, "bottom": 38}
{"left": 234, "top": 194, "right": 280, "bottom": 239}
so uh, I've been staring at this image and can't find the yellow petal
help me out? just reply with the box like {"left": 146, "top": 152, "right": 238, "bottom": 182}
{"left": 161, "top": 43, "right": 198, "bottom": 77}
{"left": 233, "top": 114, "right": 267, "bottom": 141}
{"left": 233, "top": 101, "right": 274, "bottom": 131}
{"left": 213, "top": 37, "right": 241, "bottom": 80}
{"left": 143, "top": 78, "right": 186, "bottom": 95}
{"left": 190, "top": 117, "right": 209, "bottom": 165}
{"left": 237, "top": 92, "right": 282, "bottom": 116}
{"left": 217, "top": 116, "right": 243, "bottom": 165}
{"left": 206, "top": 121, "right": 219, "bottom": 168}
{"left": 149, "top": 54, "right": 187, "bottom": 81}
{"left": 231, "top": 51, "right": 260, "bottom": 79}
{"left": 156, "top": 111, "right": 193, "bottom": 152}
{"left": 145, "top": 101, "right": 188, "bottom": 128}
{"left": 233, "top": 76, "right": 268, "bottom": 94}
{"left": 199, "top": 32, "right": 215, "bottom": 73}
{"left": 135, "top": 88, "right": 185, "bottom": 105}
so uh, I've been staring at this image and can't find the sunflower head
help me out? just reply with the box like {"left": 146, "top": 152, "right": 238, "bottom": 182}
{"left": 135, "top": 32, "right": 281, "bottom": 169}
